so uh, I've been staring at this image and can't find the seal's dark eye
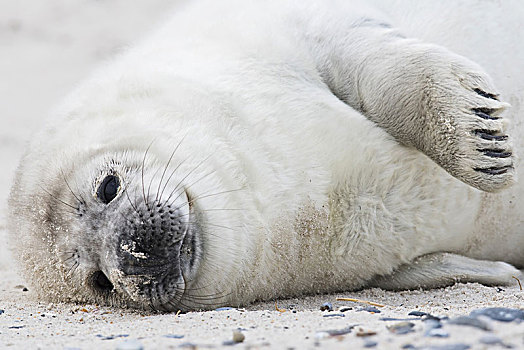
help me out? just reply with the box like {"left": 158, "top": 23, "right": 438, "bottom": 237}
{"left": 97, "top": 175, "right": 120, "bottom": 204}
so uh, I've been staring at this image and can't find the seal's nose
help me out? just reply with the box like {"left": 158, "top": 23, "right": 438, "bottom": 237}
{"left": 117, "top": 200, "right": 188, "bottom": 276}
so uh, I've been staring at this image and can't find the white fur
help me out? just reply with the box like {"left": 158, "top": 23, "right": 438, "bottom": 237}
{"left": 8, "top": 0, "right": 524, "bottom": 308}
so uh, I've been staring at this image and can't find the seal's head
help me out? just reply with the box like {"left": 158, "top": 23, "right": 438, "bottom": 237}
{"left": 9, "top": 144, "right": 244, "bottom": 311}
{"left": 7, "top": 80, "right": 254, "bottom": 312}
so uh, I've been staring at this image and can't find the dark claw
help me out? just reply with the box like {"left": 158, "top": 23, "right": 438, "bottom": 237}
{"left": 474, "top": 130, "right": 508, "bottom": 141}
{"left": 472, "top": 108, "right": 499, "bottom": 120}
{"left": 478, "top": 149, "right": 512, "bottom": 158}
{"left": 473, "top": 88, "right": 499, "bottom": 101}
{"left": 474, "top": 166, "right": 512, "bottom": 175}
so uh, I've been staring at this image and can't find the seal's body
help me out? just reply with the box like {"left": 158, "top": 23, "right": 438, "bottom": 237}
{"left": 8, "top": 0, "right": 524, "bottom": 311}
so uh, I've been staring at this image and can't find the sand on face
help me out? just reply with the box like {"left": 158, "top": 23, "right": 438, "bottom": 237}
{"left": 0, "top": 1, "right": 523, "bottom": 349}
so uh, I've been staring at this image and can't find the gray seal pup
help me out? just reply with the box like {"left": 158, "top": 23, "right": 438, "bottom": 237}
{"left": 8, "top": 0, "right": 524, "bottom": 312}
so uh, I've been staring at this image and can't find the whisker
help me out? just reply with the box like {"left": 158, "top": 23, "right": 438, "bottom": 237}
{"left": 164, "top": 154, "right": 213, "bottom": 204}
{"left": 60, "top": 168, "right": 83, "bottom": 205}
{"left": 188, "top": 221, "right": 237, "bottom": 232}
{"left": 164, "top": 188, "right": 245, "bottom": 215}
{"left": 198, "top": 208, "right": 244, "bottom": 212}
{"left": 146, "top": 166, "right": 162, "bottom": 207}
{"left": 158, "top": 156, "right": 190, "bottom": 205}
{"left": 155, "top": 136, "right": 186, "bottom": 203}
{"left": 141, "top": 140, "right": 155, "bottom": 209}
{"left": 122, "top": 184, "right": 139, "bottom": 214}
{"left": 63, "top": 254, "right": 78, "bottom": 263}
{"left": 187, "top": 188, "right": 245, "bottom": 204}
{"left": 38, "top": 185, "right": 78, "bottom": 211}
{"left": 71, "top": 176, "right": 89, "bottom": 209}
{"left": 179, "top": 289, "right": 232, "bottom": 301}
{"left": 167, "top": 169, "right": 216, "bottom": 208}
{"left": 65, "top": 260, "right": 79, "bottom": 278}
{"left": 179, "top": 296, "right": 227, "bottom": 308}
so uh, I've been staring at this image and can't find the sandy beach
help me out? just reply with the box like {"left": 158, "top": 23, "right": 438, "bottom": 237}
{"left": 1, "top": 1, "right": 523, "bottom": 349}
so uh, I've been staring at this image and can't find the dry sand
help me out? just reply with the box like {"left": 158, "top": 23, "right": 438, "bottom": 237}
{"left": 0, "top": 1, "right": 523, "bottom": 349}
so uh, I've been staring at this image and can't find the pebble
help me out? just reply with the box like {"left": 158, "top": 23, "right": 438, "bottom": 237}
{"left": 478, "top": 334, "right": 512, "bottom": 348}
{"left": 8, "top": 325, "right": 25, "bottom": 329}
{"left": 425, "top": 328, "right": 449, "bottom": 338}
{"left": 359, "top": 306, "right": 381, "bottom": 313}
{"left": 115, "top": 339, "right": 144, "bottom": 350}
{"left": 97, "top": 334, "right": 129, "bottom": 340}
{"left": 163, "top": 334, "right": 184, "bottom": 339}
{"left": 322, "top": 313, "right": 345, "bottom": 318}
{"left": 447, "top": 316, "right": 491, "bottom": 331}
{"left": 0, "top": 309, "right": 4, "bottom": 315}
{"left": 387, "top": 321, "right": 415, "bottom": 335}
{"left": 179, "top": 342, "right": 197, "bottom": 349}
{"left": 423, "top": 314, "right": 444, "bottom": 322}
{"left": 356, "top": 328, "right": 377, "bottom": 337}
{"left": 422, "top": 344, "right": 470, "bottom": 350}
{"left": 408, "top": 311, "right": 428, "bottom": 317}
{"left": 363, "top": 339, "right": 378, "bottom": 348}
{"left": 339, "top": 307, "right": 353, "bottom": 312}
{"left": 320, "top": 302, "right": 333, "bottom": 311}
{"left": 478, "top": 335, "right": 503, "bottom": 345}
{"left": 470, "top": 307, "right": 524, "bottom": 322}
{"left": 315, "top": 326, "right": 354, "bottom": 339}
{"left": 215, "top": 307, "right": 234, "bottom": 311}
{"left": 380, "top": 317, "right": 418, "bottom": 321}
{"left": 232, "top": 330, "right": 245, "bottom": 343}
{"left": 423, "top": 319, "right": 442, "bottom": 330}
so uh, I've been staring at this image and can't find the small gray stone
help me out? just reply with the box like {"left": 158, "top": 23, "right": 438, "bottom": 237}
{"left": 380, "top": 317, "right": 418, "bottom": 321}
{"left": 448, "top": 316, "right": 491, "bottom": 331}
{"left": 387, "top": 322, "right": 415, "bottom": 335}
{"left": 363, "top": 339, "right": 378, "bottom": 348}
{"left": 425, "top": 328, "right": 449, "bottom": 338}
{"left": 408, "top": 311, "right": 428, "bottom": 317}
{"left": 470, "top": 307, "right": 524, "bottom": 322}
{"left": 423, "top": 319, "right": 442, "bottom": 330}
{"left": 479, "top": 335, "right": 503, "bottom": 345}
{"left": 163, "top": 334, "right": 184, "bottom": 339}
{"left": 322, "top": 313, "right": 345, "bottom": 318}
{"left": 358, "top": 306, "right": 381, "bottom": 313}
{"left": 115, "top": 339, "right": 144, "bottom": 350}
{"left": 316, "top": 326, "right": 355, "bottom": 338}
{"left": 422, "top": 344, "right": 470, "bottom": 350}
{"left": 320, "top": 302, "right": 333, "bottom": 311}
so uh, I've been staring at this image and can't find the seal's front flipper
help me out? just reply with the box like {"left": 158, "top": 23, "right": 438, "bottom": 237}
{"left": 369, "top": 253, "right": 520, "bottom": 290}
{"left": 303, "top": 15, "right": 515, "bottom": 192}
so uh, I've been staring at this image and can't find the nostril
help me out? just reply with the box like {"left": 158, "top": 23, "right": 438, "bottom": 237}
{"left": 92, "top": 270, "right": 114, "bottom": 292}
